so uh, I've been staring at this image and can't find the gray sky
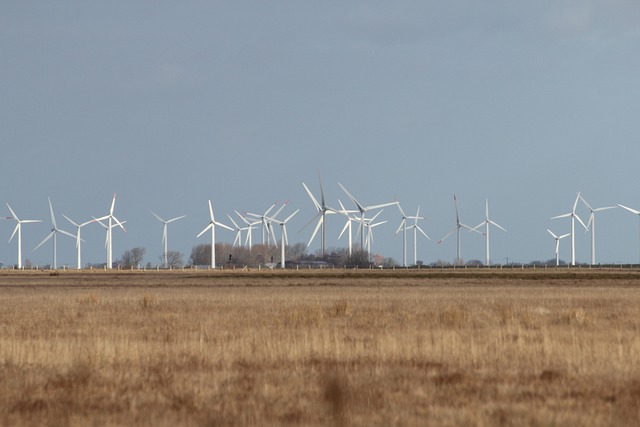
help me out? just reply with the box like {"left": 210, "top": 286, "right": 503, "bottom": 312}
{"left": 2, "top": 1, "right": 640, "bottom": 267}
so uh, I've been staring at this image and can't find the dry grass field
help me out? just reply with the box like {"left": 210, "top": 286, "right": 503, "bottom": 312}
{"left": 1, "top": 268, "right": 640, "bottom": 426}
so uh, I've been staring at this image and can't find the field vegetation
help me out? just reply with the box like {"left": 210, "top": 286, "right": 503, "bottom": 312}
{"left": 1, "top": 269, "right": 640, "bottom": 426}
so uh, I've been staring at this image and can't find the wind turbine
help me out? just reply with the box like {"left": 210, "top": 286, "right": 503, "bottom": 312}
{"left": 337, "top": 199, "right": 358, "bottom": 257}
{"left": 618, "top": 204, "right": 640, "bottom": 264}
{"left": 33, "top": 197, "right": 76, "bottom": 269}
{"left": 548, "top": 229, "right": 570, "bottom": 266}
{"left": 395, "top": 200, "right": 423, "bottom": 267}
{"left": 301, "top": 171, "right": 336, "bottom": 257}
{"left": 63, "top": 215, "right": 94, "bottom": 270}
{"left": 93, "top": 193, "right": 126, "bottom": 269}
{"left": 551, "top": 192, "right": 587, "bottom": 266}
{"left": 151, "top": 211, "right": 186, "bottom": 268}
{"left": 227, "top": 215, "right": 244, "bottom": 248}
{"left": 235, "top": 210, "right": 260, "bottom": 252}
{"left": 197, "top": 200, "right": 232, "bottom": 269}
{"left": 246, "top": 202, "right": 286, "bottom": 246}
{"left": 266, "top": 209, "right": 299, "bottom": 269}
{"left": 470, "top": 199, "right": 507, "bottom": 267}
{"left": 358, "top": 210, "right": 387, "bottom": 262}
{"left": 339, "top": 182, "right": 397, "bottom": 252}
{"left": 437, "top": 195, "right": 481, "bottom": 265}
{"left": 407, "top": 206, "right": 429, "bottom": 266}
{"left": 579, "top": 195, "right": 616, "bottom": 265}
{"left": 5, "top": 203, "right": 42, "bottom": 269}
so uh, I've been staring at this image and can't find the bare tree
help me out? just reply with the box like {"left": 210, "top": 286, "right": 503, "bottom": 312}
{"left": 119, "top": 247, "right": 146, "bottom": 268}
{"left": 165, "top": 251, "right": 184, "bottom": 269}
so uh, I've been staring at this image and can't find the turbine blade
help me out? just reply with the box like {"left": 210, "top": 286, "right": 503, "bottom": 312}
{"left": 197, "top": 224, "right": 213, "bottom": 238}
{"left": 438, "top": 227, "right": 457, "bottom": 244}
{"left": 307, "top": 217, "right": 323, "bottom": 247}
{"left": 63, "top": 214, "right": 80, "bottom": 228}
{"left": 619, "top": 204, "right": 640, "bottom": 215}
{"left": 302, "top": 183, "right": 321, "bottom": 211}
{"left": 48, "top": 197, "right": 57, "bottom": 229}
{"left": 167, "top": 215, "right": 186, "bottom": 223}
{"left": 151, "top": 211, "right": 164, "bottom": 223}
{"left": 33, "top": 231, "right": 54, "bottom": 251}
{"left": 110, "top": 193, "right": 116, "bottom": 215}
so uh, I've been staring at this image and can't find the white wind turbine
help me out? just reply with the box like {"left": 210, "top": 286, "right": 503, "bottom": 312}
{"left": 548, "top": 229, "right": 570, "bottom": 266}
{"left": 235, "top": 210, "right": 260, "bottom": 252}
{"left": 227, "top": 215, "right": 244, "bottom": 248}
{"left": 93, "top": 193, "right": 126, "bottom": 269}
{"left": 437, "top": 195, "right": 481, "bottom": 265}
{"left": 395, "top": 200, "right": 423, "bottom": 267}
{"left": 407, "top": 206, "right": 429, "bottom": 266}
{"left": 551, "top": 192, "right": 587, "bottom": 266}
{"left": 33, "top": 197, "right": 76, "bottom": 269}
{"left": 266, "top": 209, "right": 299, "bottom": 269}
{"left": 337, "top": 199, "right": 358, "bottom": 257}
{"left": 617, "top": 204, "right": 640, "bottom": 264}
{"left": 360, "top": 211, "right": 387, "bottom": 262}
{"left": 579, "top": 195, "right": 616, "bottom": 265}
{"left": 301, "top": 171, "right": 336, "bottom": 257}
{"left": 339, "top": 182, "right": 397, "bottom": 251}
{"left": 4, "top": 203, "right": 42, "bottom": 269}
{"left": 246, "top": 202, "right": 286, "bottom": 246}
{"left": 63, "top": 215, "right": 94, "bottom": 270}
{"left": 151, "top": 211, "right": 186, "bottom": 268}
{"left": 197, "top": 200, "right": 232, "bottom": 269}
{"left": 470, "top": 199, "right": 506, "bottom": 267}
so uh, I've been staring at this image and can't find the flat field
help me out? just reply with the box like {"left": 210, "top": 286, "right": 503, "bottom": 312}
{"left": 1, "top": 269, "right": 640, "bottom": 426}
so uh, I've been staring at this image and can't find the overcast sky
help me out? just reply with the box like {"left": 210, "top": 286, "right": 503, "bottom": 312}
{"left": 2, "top": 1, "right": 640, "bottom": 267}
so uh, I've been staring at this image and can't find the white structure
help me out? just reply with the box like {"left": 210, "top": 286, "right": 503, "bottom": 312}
{"left": 151, "top": 211, "right": 186, "bottom": 268}
{"left": 197, "top": 200, "right": 232, "bottom": 269}
{"left": 94, "top": 193, "right": 126, "bottom": 269}
{"left": 266, "top": 209, "right": 299, "bottom": 268}
{"left": 471, "top": 199, "right": 506, "bottom": 267}
{"left": 395, "top": 201, "right": 424, "bottom": 267}
{"left": 302, "top": 171, "right": 336, "bottom": 257}
{"left": 234, "top": 210, "right": 260, "bottom": 252}
{"left": 547, "top": 229, "right": 570, "bottom": 266}
{"left": 247, "top": 202, "right": 287, "bottom": 246}
{"left": 339, "top": 182, "right": 397, "bottom": 251}
{"left": 33, "top": 197, "right": 76, "bottom": 269}
{"left": 336, "top": 199, "right": 359, "bottom": 256}
{"left": 407, "top": 206, "right": 429, "bottom": 266}
{"left": 437, "top": 195, "right": 480, "bottom": 265}
{"left": 5, "top": 203, "right": 42, "bottom": 269}
{"left": 551, "top": 192, "right": 587, "bottom": 266}
{"left": 579, "top": 195, "right": 616, "bottom": 265}
{"left": 63, "top": 214, "right": 94, "bottom": 270}
{"left": 358, "top": 211, "right": 387, "bottom": 261}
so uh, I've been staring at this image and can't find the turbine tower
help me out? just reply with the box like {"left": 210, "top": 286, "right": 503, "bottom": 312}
{"left": 5, "top": 203, "right": 42, "bottom": 269}
{"left": 151, "top": 211, "right": 186, "bottom": 268}
{"left": 579, "top": 195, "right": 616, "bottom": 265}
{"left": 470, "top": 199, "right": 506, "bottom": 267}
{"left": 33, "top": 197, "right": 76, "bottom": 269}
{"left": 301, "top": 171, "right": 336, "bottom": 257}
{"left": 197, "top": 200, "right": 232, "bottom": 269}
{"left": 339, "top": 182, "right": 397, "bottom": 251}
{"left": 551, "top": 192, "right": 587, "bottom": 266}
{"left": 437, "top": 195, "right": 480, "bottom": 265}
{"left": 547, "top": 229, "right": 570, "bottom": 266}
{"left": 267, "top": 209, "right": 299, "bottom": 268}
{"left": 63, "top": 215, "right": 94, "bottom": 270}
{"left": 93, "top": 193, "right": 126, "bottom": 269}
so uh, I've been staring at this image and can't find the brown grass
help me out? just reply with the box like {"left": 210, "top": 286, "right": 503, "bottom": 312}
{"left": 1, "top": 269, "right": 640, "bottom": 426}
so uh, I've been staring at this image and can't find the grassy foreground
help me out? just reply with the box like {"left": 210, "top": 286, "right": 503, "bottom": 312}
{"left": 1, "top": 269, "right": 640, "bottom": 426}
